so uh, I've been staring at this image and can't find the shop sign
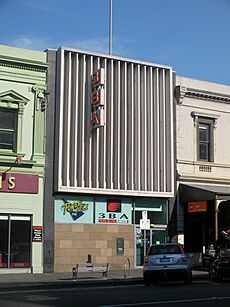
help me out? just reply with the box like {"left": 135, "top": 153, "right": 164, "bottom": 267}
{"left": 32, "top": 226, "right": 42, "bottom": 242}
{"left": 91, "top": 68, "right": 105, "bottom": 129}
{"left": 188, "top": 201, "right": 207, "bottom": 213}
{"left": 140, "top": 218, "right": 150, "bottom": 230}
{"left": 96, "top": 200, "right": 132, "bottom": 224}
{"left": 55, "top": 196, "right": 94, "bottom": 223}
{"left": 0, "top": 173, "right": 38, "bottom": 194}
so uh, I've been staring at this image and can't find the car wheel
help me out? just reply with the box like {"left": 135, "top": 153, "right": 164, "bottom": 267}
{"left": 184, "top": 271, "right": 192, "bottom": 285}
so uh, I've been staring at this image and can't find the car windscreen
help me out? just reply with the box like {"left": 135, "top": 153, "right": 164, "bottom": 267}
{"left": 220, "top": 249, "right": 230, "bottom": 257}
{"left": 148, "top": 245, "right": 181, "bottom": 255}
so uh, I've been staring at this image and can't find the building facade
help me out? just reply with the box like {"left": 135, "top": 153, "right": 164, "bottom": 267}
{"left": 45, "top": 47, "right": 175, "bottom": 272}
{"left": 0, "top": 45, "right": 47, "bottom": 273}
{"left": 174, "top": 76, "right": 230, "bottom": 266}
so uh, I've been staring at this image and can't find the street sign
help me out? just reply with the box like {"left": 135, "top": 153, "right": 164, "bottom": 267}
{"left": 140, "top": 218, "right": 150, "bottom": 230}
{"left": 142, "top": 210, "right": 148, "bottom": 220}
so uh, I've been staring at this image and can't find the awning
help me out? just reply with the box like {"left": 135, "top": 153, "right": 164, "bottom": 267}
{"left": 179, "top": 184, "right": 230, "bottom": 203}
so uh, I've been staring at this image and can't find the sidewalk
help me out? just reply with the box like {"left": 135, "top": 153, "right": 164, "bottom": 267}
{"left": 0, "top": 269, "right": 209, "bottom": 290}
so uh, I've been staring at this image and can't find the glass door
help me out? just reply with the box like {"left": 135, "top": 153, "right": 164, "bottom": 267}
{"left": 0, "top": 215, "right": 31, "bottom": 268}
{"left": 135, "top": 227, "right": 166, "bottom": 267}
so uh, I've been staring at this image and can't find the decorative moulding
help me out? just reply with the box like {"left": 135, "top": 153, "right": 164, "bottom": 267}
{"left": 190, "top": 111, "right": 219, "bottom": 128}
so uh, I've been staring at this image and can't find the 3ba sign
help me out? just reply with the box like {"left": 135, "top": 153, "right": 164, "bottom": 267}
{"left": 96, "top": 200, "right": 131, "bottom": 224}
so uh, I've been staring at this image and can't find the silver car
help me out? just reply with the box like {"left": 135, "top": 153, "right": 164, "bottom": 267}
{"left": 143, "top": 243, "right": 192, "bottom": 286}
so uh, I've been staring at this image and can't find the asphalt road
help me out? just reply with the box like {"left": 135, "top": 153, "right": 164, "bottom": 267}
{"left": 1, "top": 279, "right": 230, "bottom": 307}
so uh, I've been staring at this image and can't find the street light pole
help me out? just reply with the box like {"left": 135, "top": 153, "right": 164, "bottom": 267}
{"left": 109, "top": 0, "right": 112, "bottom": 55}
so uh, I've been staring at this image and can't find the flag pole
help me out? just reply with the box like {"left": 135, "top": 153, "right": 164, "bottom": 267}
{"left": 109, "top": 0, "right": 112, "bottom": 55}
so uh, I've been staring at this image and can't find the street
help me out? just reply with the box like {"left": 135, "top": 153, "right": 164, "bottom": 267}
{"left": 1, "top": 279, "right": 230, "bottom": 307}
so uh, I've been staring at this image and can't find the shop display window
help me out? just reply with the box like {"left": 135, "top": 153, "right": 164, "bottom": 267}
{"left": 134, "top": 198, "right": 168, "bottom": 225}
{"left": 0, "top": 215, "right": 31, "bottom": 268}
{"left": 0, "top": 216, "right": 8, "bottom": 268}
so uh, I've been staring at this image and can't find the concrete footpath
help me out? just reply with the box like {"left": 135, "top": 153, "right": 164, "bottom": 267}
{"left": 0, "top": 269, "right": 209, "bottom": 290}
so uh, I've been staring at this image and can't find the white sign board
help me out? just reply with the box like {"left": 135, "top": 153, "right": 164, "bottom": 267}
{"left": 142, "top": 211, "right": 148, "bottom": 220}
{"left": 140, "top": 218, "right": 150, "bottom": 230}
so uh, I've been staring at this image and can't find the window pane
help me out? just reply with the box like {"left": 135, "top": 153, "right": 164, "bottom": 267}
{"left": 0, "top": 131, "right": 14, "bottom": 149}
{"left": 199, "top": 125, "right": 209, "bottom": 142}
{"left": 0, "top": 110, "right": 15, "bottom": 130}
{"left": 0, "top": 109, "right": 16, "bottom": 150}
{"left": 10, "top": 219, "right": 31, "bottom": 268}
{"left": 0, "top": 219, "right": 9, "bottom": 268}
{"left": 135, "top": 209, "right": 167, "bottom": 225}
{"left": 199, "top": 143, "right": 208, "bottom": 160}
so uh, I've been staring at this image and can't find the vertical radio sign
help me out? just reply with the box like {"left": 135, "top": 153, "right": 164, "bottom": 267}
{"left": 91, "top": 68, "right": 105, "bottom": 129}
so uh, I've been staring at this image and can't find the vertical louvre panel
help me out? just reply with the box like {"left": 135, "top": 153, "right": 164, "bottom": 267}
{"left": 159, "top": 69, "right": 165, "bottom": 191}
{"left": 56, "top": 48, "right": 174, "bottom": 196}
{"left": 62, "top": 51, "right": 70, "bottom": 187}
{"left": 165, "top": 69, "right": 173, "bottom": 192}
{"left": 127, "top": 63, "right": 133, "bottom": 190}
{"left": 69, "top": 53, "right": 76, "bottom": 186}
{"left": 99, "top": 58, "right": 105, "bottom": 188}
{"left": 84, "top": 55, "right": 93, "bottom": 187}
{"left": 113, "top": 61, "right": 118, "bottom": 189}
{"left": 146, "top": 66, "right": 151, "bottom": 191}
{"left": 149, "top": 67, "right": 154, "bottom": 191}
{"left": 104, "top": 58, "right": 110, "bottom": 189}
{"left": 110, "top": 60, "right": 114, "bottom": 189}
{"left": 120, "top": 62, "right": 125, "bottom": 189}
{"left": 57, "top": 48, "right": 64, "bottom": 188}
{"left": 73, "top": 53, "right": 79, "bottom": 187}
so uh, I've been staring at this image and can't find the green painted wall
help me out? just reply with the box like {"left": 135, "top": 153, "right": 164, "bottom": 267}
{"left": 0, "top": 45, "right": 48, "bottom": 274}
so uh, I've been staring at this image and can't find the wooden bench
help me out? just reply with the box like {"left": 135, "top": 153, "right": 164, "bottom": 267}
{"left": 72, "top": 263, "right": 109, "bottom": 280}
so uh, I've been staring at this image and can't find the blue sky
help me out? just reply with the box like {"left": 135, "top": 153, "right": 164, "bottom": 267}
{"left": 1, "top": 0, "right": 230, "bottom": 85}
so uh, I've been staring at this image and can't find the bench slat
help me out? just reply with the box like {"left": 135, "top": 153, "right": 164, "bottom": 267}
{"left": 73, "top": 263, "right": 109, "bottom": 280}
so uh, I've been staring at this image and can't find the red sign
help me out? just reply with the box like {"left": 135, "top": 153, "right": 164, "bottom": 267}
{"left": 188, "top": 201, "right": 207, "bottom": 213}
{"left": 32, "top": 226, "right": 42, "bottom": 242}
{"left": 107, "top": 200, "right": 121, "bottom": 213}
{"left": 0, "top": 173, "right": 38, "bottom": 194}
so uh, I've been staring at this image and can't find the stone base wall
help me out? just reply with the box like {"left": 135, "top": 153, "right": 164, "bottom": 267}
{"left": 54, "top": 224, "right": 135, "bottom": 272}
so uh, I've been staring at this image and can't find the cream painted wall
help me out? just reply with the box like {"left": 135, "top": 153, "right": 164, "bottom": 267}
{"left": 176, "top": 76, "right": 230, "bottom": 184}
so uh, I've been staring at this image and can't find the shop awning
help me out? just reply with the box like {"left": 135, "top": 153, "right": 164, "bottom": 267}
{"left": 179, "top": 184, "right": 230, "bottom": 203}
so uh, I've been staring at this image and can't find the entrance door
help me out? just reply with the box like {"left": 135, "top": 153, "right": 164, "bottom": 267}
{"left": 0, "top": 215, "right": 31, "bottom": 268}
{"left": 135, "top": 227, "right": 166, "bottom": 266}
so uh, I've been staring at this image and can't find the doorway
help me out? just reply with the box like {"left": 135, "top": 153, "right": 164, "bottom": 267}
{"left": 0, "top": 215, "right": 31, "bottom": 268}
{"left": 135, "top": 227, "right": 166, "bottom": 267}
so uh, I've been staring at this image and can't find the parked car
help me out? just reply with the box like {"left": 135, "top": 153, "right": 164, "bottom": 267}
{"left": 209, "top": 247, "right": 230, "bottom": 281}
{"left": 143, "top": 243, "right": 192, "bottom": 286}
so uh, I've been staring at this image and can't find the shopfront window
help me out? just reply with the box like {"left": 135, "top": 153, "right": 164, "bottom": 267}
{"left": 0, "top": 216, "right": 9, "bottom": 267}
{"left": 0, "top": 215, "right": 31, "bottom": 268}
{"left": 134, "top": 198, "right": 168, "bottom": 225}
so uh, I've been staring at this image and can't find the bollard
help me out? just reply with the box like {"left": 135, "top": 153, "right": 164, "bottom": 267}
{"left": 72, "top": 266, "right": 77, "bottom": 280}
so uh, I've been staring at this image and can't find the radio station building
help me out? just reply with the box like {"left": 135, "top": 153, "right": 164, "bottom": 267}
{"left": 45, "top": 47, "right": 175, "bottom": 271}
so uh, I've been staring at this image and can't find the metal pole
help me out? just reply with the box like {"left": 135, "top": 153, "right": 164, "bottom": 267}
{"left": 109, "top": 0, "right": 112, "bottom": 55}
{"left": 215, "top": 199, "right": 219, "bottom": 244}
{"left": 144, "top": 229, "right": 146, "bottom": 258}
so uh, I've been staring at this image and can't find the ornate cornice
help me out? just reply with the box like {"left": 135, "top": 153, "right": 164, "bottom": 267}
{"left": 0, "top": 56, "right": 48, "bottom": 73}
{"left": 175, "top": 85, "right": 230, "bottom": 104}
{"left": 186, "top": 88, "right": 230, "bottom": 103}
